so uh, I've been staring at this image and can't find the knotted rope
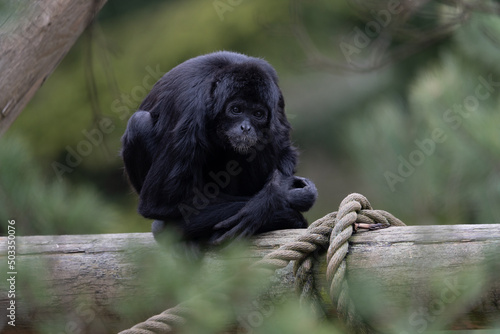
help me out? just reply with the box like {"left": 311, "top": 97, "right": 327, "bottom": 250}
{"left": 119, "top": 193, "right": 405, "bottom": 334}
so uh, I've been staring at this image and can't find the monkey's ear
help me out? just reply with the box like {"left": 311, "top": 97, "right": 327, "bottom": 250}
{"left": 266, "top": 89, "right": 292, "bottom": 150}
{"left": 278, "top": 91, "right": 285, "bottom": 110}
{"left": 272, "top": 90, "right": 290, "bottom": 125}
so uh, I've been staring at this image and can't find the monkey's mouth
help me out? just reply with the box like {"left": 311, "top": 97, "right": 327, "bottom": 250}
{"left": 231, "top": 137, "right": 257, "bottom": 154}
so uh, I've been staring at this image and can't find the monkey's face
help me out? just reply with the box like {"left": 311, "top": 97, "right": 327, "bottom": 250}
{"left": 217, "top": 98, "right": 270, "bottom": 154}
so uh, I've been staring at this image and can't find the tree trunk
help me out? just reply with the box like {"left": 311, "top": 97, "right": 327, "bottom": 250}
{"left": 0, "top": 224, "right": 499, "bottom": 333}
{"left": 0, "top": 0, "right": 107, "bottom": 135}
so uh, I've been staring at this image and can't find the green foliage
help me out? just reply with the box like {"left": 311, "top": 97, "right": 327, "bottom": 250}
{"left": 345, "top": 47, "right": 500, "bottom": 225}
{"left": 455, "top": 12, "right": 500, "bottom": 71}
{"left": 7, "top": 0, "right": 500, "bottom": 231}
{"left": 0, "top": 135, "right": 122, "bottom": 235}
{"left": 3, "top": 1, "right": 500, "bottom": 331}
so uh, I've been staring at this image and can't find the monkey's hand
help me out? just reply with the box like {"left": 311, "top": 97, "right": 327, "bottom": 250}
{"left": 286, "top": 176, "right": 317, "bottom": 212}
{"left": 211, "top": 204, "right": 264, "bottom": 245}
{"left": 211, "top": 171, "right": 284, "bottom": 245}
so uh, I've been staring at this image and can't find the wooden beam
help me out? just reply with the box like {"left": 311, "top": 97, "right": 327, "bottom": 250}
{"left": 0, "top": 224, "right": 499, "bottom": 333}
{"left": 0, "top": 0, "right": 108, "bottom": 135}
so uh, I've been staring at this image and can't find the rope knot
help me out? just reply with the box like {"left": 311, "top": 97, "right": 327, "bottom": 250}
{"left": 324, "top": 193, "right": 405, "bottom": 331}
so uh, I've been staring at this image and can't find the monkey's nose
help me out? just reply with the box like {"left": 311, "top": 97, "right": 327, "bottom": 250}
{"left": 241, "top": 122, "right": 251, "bottom": 133}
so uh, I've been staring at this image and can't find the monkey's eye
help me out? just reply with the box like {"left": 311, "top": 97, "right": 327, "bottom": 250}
{"left": 231, "top": 106, "right": 242, "bottom": 114}
{"left": 253, "top": 110, "right": 264, "bottom": 119}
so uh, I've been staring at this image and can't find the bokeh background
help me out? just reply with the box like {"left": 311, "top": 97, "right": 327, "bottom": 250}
{"left": 2, "top": 1, "right": 500, "bottom": 333}
{"left": 2, "top": 0, "right": 500, "bottom": 235}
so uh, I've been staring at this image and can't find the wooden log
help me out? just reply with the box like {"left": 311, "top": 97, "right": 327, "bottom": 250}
{"left": 0, "top": 224, "right": 499, "bottom": 333}
{"left": 0, "top": 0, "right": 107, "bottom": 135}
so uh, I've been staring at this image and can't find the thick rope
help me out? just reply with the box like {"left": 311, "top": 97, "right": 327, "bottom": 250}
{"left": 119, "top": 193, "right": 405, "bottom": 334}
{"left": 325, "top": 193, "right": 404, "bottom": 332}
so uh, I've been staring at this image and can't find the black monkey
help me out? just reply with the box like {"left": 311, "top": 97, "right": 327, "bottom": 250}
{"left": 122, "top": 51, "right": 317, "bottom": 245}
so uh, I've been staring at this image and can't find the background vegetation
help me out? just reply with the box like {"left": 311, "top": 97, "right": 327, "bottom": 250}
{"left": 1, "top": 0, "right": 500, "bottom": 332}
{"left": 3, "top": 0, "right": 500, "bottom": 234}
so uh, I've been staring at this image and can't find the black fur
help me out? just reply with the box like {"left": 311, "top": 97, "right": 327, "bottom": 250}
{"left": 122, "top": 51, "right": 317, "bottom": 245}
